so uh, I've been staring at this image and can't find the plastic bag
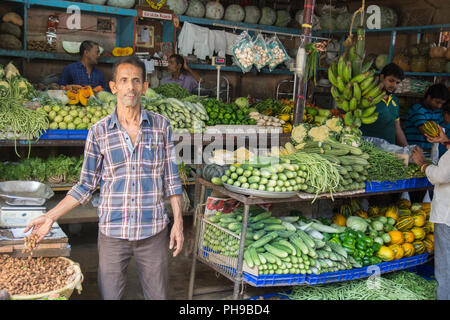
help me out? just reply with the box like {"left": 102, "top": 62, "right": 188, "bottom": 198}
{"left": 362, "top": 136, "right": 418, "bottom": 163}
{"left": 266, "top": 35, "right": 289, "bottom": 71}
{"left": 232, "top": 31, "right": 256, "bottom": 73}
{"left": 252, "top": 33, "right": 273, "bottom": 71}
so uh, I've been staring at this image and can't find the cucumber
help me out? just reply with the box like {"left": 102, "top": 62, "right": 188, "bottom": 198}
{"left": 281, "top": 221, "right": 297, "bottom": 232}
{"left": 258, "top": 253, "right": 267, "bottom": 265}
{"left": 275, "top": 230, "right": 295, "bottom": 238}
{"left": 264, "top": 243, "right": 289, "bottom": 258}
{"left": 313, "top": 238, "right": 326, "bottom": 249}
{"left": 255, "top": 247, "right": 266, "bottom": 253}
{"left": 289, "top": 235, "right": 309, "bottom": 255}
{"left": 253, "top": 229, "right": 267, "bottom": 241}
{"left": 271, "top": 243, "right": 293, "bottom": 256}
{"left": 249, "top": 246, "right": 261, "bottom": 266}
{"left": 207, "top": 215, "right": 221, "bottom": 223}
{"left": 296, "top": 229, "right": 316, "bottom": 249}
{"left": 250, "top": 211, "right": 272, "bottom": 222}
{"left": 228, "top": 222, "right": 242, "bottom": 232}
{"left": 220, "top": 217, "right": 238, "bottom": 224}
{"left": 250, "top": 231, "right": 279, "bottom": 248}
{"left": 280, "top": 216, "right": 300, "bottom": 223}
{"left": 277, "top": 240, "right": 297, "bottom": 256}
{"left": 264, "top": 224, "right": 287, "bottom": 232}
{"left": 250, "top": 222, "right": 265, "bottom": 230}
{"left": 260, "top": 218, "right": 283, "bottom": 224}
{"left": 244, "top": 249, "right": 254, "bottom": 268}
{"left": 262, "top": 252, "right": 277, "bottom": 264}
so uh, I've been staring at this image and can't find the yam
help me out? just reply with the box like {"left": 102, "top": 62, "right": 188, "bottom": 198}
{"left": 2, "top": 12, "right": 23, "bottom": 27}
{"left": 0, "top": 34, "right": 22, "bottom": 50}
{"left": 0, "top": 22, "right": 22, "bottom": 39}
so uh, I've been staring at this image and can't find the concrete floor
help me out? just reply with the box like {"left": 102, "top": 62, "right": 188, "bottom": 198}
{"left": 62, "top": 216, "right": 280, "bottom": 300}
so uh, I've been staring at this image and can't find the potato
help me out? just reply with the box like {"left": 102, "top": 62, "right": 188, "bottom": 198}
{"left": 2, "top": 12, "right": 23, "bottom": 27}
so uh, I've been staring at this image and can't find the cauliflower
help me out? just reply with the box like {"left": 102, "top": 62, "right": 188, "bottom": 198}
{"left": 325, "top": 117, "right": 343, "bottom": 133}
{"left": 308, "top": 125, "right": 330, "bottom": 142}
{"left": 291, "top": 124, "right": 308, "bottom": 145}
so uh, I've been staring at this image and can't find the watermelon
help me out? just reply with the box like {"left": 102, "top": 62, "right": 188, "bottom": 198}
{"left": 62, "top": 41, "right": 104, "bottom": 55}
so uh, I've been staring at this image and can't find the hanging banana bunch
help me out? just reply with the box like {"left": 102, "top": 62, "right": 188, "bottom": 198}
{"left": 327, "top": 5, "right": 385, "bottom": 129}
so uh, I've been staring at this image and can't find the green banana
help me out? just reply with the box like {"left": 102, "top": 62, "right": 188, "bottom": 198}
{"left": 361, "top": 112, "right": 379, "bottom": 124}
{"left": 336, "top": 76, "right": 346, "bottom": 93}
{"left": 350, "top": 71, "right": 370, "bottom": 84}
{"left": 343, "top": 61, "right": 352, "bottom": 83}
{"left": 348, "top": 46, "right": 358, "bottom": 62}
{"left": 354, "top": 109, "right": 363, "bottom": 118}
{"left": 360, "top": 75, "right": 375, "bottom": 91}
{"left": 360, "top": 98, "right": 371, "bottom": 108}
{"left": 330, "top": 86, "right": 340, "bottom": 100}
{"left": 340, "top": 99, "right": 350, "bottom": 112}
{"left": 353, "top": 116, "right": 362, "bottom": 128}
{"left": 353, "top": 82, "right": 361, "bottom": 102}
{"left": 362, "top": 106, "right": 377, "bottom": 118}
{"left": 328, "top": 67, "right": 338, "bottom": 87}
{"left": 362, "top": 79, "right": 378, "bottom": 96}
{"left": 361, "top": 59, "right": 374, "bottom": 73}
{"left": 371, "top": 91, "right": 385, "bottom": 105}
{"left": 343, "top": 83, "right": 353, "bottom": 100}
{"left": 364, "top": 85, "right": 382, "bottom": 99}
{"left": 344, "top": 112, "right": 353, "bottom": 126}
{"left": 349, "top": 97, "right": 357, "bottom": 111}
{"left": 337, "top": 55, "right": 346, "bottom": 78}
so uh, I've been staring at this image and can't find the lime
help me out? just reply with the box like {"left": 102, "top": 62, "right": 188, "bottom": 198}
{"left": 48, "top": 111, "right": 57, "bottom": 120}
{"left": 58, "top": 110, "right": 68, "bottom": 117}
{"left": 73, "top": 117, "right": 82, "bottom": 125}
{"left": 69, "top": 110, "right": 78, "bottom": 117}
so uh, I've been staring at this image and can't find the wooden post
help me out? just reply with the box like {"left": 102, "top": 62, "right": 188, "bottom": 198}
{"left": 293, "top": 0, "right": 316, "bottom": 125}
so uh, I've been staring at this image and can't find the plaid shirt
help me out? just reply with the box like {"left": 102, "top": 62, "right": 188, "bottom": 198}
{"left": 58, "top": 61, "right": 107, "bottom": 90}
{"left": 68, "top": 107, "right": 183, "bottom": 241}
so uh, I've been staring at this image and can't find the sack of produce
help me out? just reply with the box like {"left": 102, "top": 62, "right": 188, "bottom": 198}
{"left": 266, "top": 35, "right": 289, "bottom": 71}
{"left": 0, "top": 34, "right": 22, "bottom": 50}
{"left": 252, "top": 33, "right": 273, "bottom": 71}
{"left": 232, "top": 31, "right": 256, "bottom": 73}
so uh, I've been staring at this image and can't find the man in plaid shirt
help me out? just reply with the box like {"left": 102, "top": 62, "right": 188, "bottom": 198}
{"left": 26, "top": 56, "right": 184, "bottom": 300}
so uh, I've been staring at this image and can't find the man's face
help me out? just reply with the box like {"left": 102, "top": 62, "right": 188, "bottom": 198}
{"left": 109, "top": 63, "right": 148, "bottom": 109}
{"left": 382, "top": 75, "right": 401, "bottom": 94}
{"left": 167, "top": 57, "right": 181, "bottom": 74}
{"left": 86, "top": 45, "right": 100, "bottom": 65}
{"left": 426, "top": 96, "right": 447, "bottom": 110}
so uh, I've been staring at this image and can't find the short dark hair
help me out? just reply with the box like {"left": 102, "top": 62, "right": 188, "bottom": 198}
{"left": 424, "top": 83, "right": 449, "bottom": 101}
{"left": 112, "top": 56, "right": 146, "bottom": 82}
{"left": 169, "top": 54, "right": 185, "bottom": 72}
{"left": 80, "top": 40, "right": 98, "bottom": 57}
{"left": 381, "top": 63, "right": 405, "bottom": 81}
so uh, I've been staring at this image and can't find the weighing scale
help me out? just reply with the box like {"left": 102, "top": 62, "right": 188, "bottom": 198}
{"left": 211, "top": 56, "right": 226, "bottom": 100}
{"left": 0, "top": 181, "right": 70, "bottom": 257}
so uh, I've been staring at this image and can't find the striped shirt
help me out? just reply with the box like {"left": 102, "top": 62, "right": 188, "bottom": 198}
{"left": 405, "top": 103, "right": 444, "bottom": 150}
{"left": 68, "top": 107, "right": 182, "bottom": 241}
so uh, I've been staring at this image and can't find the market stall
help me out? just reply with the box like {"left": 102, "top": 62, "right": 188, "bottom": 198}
{"left": 0, "top": 0, "right": 448, "bottom": 301}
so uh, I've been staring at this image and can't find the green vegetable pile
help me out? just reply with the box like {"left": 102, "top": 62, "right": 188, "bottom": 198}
{"left": 252, "top": 99, "right": 284, "bottom": 116}
{"left": 201, "top": 99, "right": 255, "bottom": 126}
{"left": 0, "top": 155, "right": 83, "bottom": 184}
{"left": 284, "top": 270, "right": 436, "bottom": 300}
{"left": 154, "top": 82, "right": 191, "bottom": 99}
{"left": 359, "top": 141, "right": 409, "bottom": 182}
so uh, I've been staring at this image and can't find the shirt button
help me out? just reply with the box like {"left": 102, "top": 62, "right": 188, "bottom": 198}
{"left": 131, "top": 198, "right": 135, "bottom": 202}
{"left": 132, "top": 167, "right": 135, "bottom": 171}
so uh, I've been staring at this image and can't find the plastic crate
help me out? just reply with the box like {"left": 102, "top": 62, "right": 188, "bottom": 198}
{"left": 39, "top": 129, "right": 88, "bottom": 140}
{"left": 244, "top": 273, "right": 306, "bottom": 287}
{"left": 408, "top": 177, "right": 431, "bottom": 189}
{"left": 365, "top": 179, "right": 409, "bottom": 193}
{"left": 305, "top": 270, "right": 352, "bottom": 285}
{"left": 379, "top": 253, "right": 429, "bottom": 273}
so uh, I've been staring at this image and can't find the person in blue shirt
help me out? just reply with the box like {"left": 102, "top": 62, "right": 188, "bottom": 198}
{"left": 58, "top": 40, "right": 107, "bottom": 90}
{"left": 405, "top": 83, "right": 449, "bottom": 155}
{"left": 360, "top": 63, "right": 408, "bottom": 146}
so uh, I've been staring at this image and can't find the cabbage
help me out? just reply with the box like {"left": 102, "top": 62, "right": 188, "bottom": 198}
{"left": 185, "top": 0, "right": 205, "bottom": 18}
{"left": 244, "top": 6, "right": 260, "bottom": 24}
{"left": 295, "top": 10, "right": 321, "bottom": 30}
{"left": 224, "top": 4, "right": 245, "bottom": 22}
{"left": 166, "top": 0, "right": 188, "bottom": 15}
{"left": 346, "top": 216, "right": 368, "bottom": 233}
{"left": 275, "top": 10, "right": 291, "bottom": 27}
{"left": 235, "top": 97, "right": 249, "bottom": 109}
{"left": 106, "top": 0, "right": 135, "bottom": 8}
{"left": 259, "top": 7, "right": 276, "bottom": 25}
{"left": 205, "top": 1, "right": 224, "bottom": 20}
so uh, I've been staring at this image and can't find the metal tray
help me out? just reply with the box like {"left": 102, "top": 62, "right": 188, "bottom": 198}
{"left": 0, "top": 181, "right": 54, "bottom": 206}
{"left": 223, "top": 183, "right": 297, "bottom": 199}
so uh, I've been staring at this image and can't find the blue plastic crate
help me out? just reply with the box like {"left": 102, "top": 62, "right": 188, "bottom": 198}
{"left": 306, "top": 270, "right": 352, "bottom": 285}
{"left": 379, "top": 253, "right": 429, "bottom": 273}
{"left": 365, "top": 179, "right": 409, "bottom": 193}
{"left": 408, "top": 177, "right": 431, "bottom": 189}
{"left": 39, "top": 129, "right": 88, "bottom": 140}
{"left": 244, "top": 272, "right": 306, "bottom": 287}
{"left": 248, "top": 291, "right": 292, "bottom": 300}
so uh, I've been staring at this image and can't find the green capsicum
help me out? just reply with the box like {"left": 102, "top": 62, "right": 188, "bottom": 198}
{"left": 353, "top": 249, "right": 365, "bottom": 259}
{"left": 356, "top": 240, "right": 366, "bottom": 252}
{"left": 342, "top": 244, "right": 355, "bottom": 255}
{"left": 346, "top": 230, "right": 358, "bottom": 239}
{"left": 329, "top": 235, "right": 341, "bottom": 245}
{"left": 365, "top": 247, "right": 375, "bottom": 257}
{"left": 362, "top": 256, "right": 372, "bottom": 267}
{"left": 322, "top": 232, "right": 331, "bottom": 241}
{"left": 360, "top": 236, "right": 373, "bottom": 248}
{"left": 356, "top": 231, "right": 365, "bottom": 239}
{"left": 370, "top": 256, "right": 382, "bottom": 265}
{"left": 343, "top": 236, "right": 356, "bottom": 247}
{"left": 372, "top": 242, "right": 382, "bottom": 253}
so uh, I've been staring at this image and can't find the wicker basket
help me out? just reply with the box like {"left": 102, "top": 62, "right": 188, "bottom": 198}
{"left": 10, "top": 257, "right": 84, "bottom": 300}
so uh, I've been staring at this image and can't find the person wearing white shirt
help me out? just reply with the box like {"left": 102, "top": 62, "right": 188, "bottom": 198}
{"left": 412, "top": 124, "right": 450, "bottom": 300}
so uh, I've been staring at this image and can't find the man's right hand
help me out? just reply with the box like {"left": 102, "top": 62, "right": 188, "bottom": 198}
{"left": 425, "top": 124, "right": 449, "bottom": 145}
{"left": 24, "top": 215, "right": 54, "bottom": 243}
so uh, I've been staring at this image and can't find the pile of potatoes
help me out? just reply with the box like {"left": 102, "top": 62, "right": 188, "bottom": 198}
{"left": 0, "top": 255, "right": 75, "bottom": 296}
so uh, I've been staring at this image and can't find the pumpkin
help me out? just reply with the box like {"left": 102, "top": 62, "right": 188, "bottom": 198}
{"left": 67, "top": 90, "right": 79, "bottom": 105}
{"left": 395, "top": 215, "right": 415, "bottom": 231}
{"left": 425, "top": 221, "right": 434, "bottom": 233}
{"left": 389, "top": 244, "right": 404, "bottom": 260}
{"left": 429, "top": 46, "right": 447, "bottom": 58}
{"left": 339, "top": 204, "right": 352, "bottom": 218}
{"left": 402, "top": 231, "right": 415, "bottom": 243}
{"left": 398, "top": 208, "right": 411, "bottom": 217}
{"left": 385, "top": 205, "right": 399, "bottom": 221}
{"left": 421, "top": 202, "right": 431, "bottom": 212}
{"left": 388, "top": 231, "right": 404, "bottom": 245}
{"left": 425, "top": 233, "right": 434, "bottom": 243}
{"left": 354, "top": 210, "right": 368, "bottom": 219}
{"left": 377, "top": 245, "right": 395, "bottom": 262}
{"left": 401, "top": 243, "right": 415, "bottom": 258}
{"left": 392, "top": 54, "right": 410, "bottom": 72}
{"left": 422, "top": 223, "right": 432, "bottom": 234}
{"left": 410, "top": 227, "right": 426, "bottom": 241}
{"left": 410, "top": 55, "right": 428, "bottom": 73}
{"left": 412, "top": 241, "right": 426, "bottom": 254}
{"left": 397, "top": 198, "right": 411, "bottom": 209}
{"left": 423, "top": 239, "right": 434, "bottom": 253}
{"left": 112, "top": 47, "right": 133, "bottom": 57}
{"left": 202, "top": 164, "right": 226, "bottom": 182}
{"left": 368, "top": 206, "right": 380, "bottom": 217}
{"left": 332, "top": 214, "right": 347, "bottom": 227}
{"left": 412, "top": 213, "right": 426, "bottom": 227}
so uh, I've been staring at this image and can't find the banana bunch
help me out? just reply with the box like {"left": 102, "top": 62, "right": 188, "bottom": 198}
{"left": 328, "top": 47, "right": 385, "bottom": 128}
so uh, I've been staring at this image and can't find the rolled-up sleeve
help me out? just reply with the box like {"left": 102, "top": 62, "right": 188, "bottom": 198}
{"left": 425, "top": 150, "right": 450, "bottom": 185}
{"left": 163, "top": 122, "right": 183, "bottom": 198}
{"left": 68, "top": 129, "right": 104, "bottom": 204}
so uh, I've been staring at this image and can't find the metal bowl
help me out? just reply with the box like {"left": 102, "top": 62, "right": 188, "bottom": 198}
{"left": 0, "top": 181, "right": 54, "bottom": 206}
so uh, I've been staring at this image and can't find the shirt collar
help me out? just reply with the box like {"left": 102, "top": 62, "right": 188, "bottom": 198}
{"left": 108, "top": 106, "right": 151, "bottom": 129}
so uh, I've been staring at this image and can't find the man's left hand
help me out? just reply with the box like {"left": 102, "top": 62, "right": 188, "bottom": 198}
{"left": 170, "top": 221, "right": 184, "bottom": 257}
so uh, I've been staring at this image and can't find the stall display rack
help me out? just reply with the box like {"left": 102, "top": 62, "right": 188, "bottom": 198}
{"left": 188, "top": 175, "right": 433, "bottom": 300}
